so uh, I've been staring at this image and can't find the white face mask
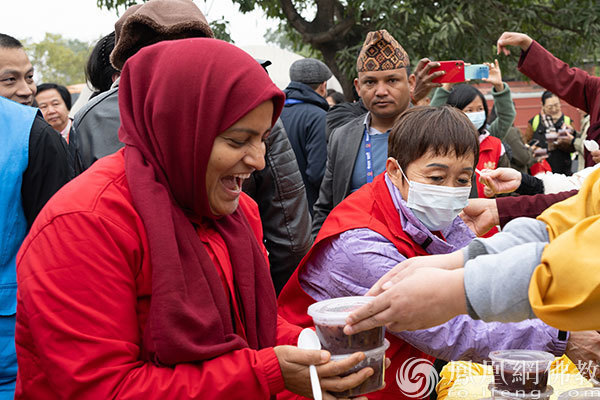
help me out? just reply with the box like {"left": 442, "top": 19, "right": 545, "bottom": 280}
{"left": 465, "top": 111, "right": 486, "bottom": 130}
{"left": 394, "top": 160, "right": 471, "bottom": 231}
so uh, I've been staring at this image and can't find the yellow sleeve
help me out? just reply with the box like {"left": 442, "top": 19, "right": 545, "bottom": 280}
{"left": 529, "top": 215, "right": 600, "bottom": 330}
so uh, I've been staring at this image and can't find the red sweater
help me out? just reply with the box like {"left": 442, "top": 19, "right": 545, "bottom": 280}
{"left": 15, "top": 150, "right": 301, "bottom": 399}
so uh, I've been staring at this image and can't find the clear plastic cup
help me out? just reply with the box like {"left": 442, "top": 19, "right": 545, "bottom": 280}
{"left": 489, "top": 350, "right": 555, "bottom": 393}
{"left": 307, "top": 296, "right": 385, "bottom": 354}
{"left": 329, "top": 339, "right": 390, "bottom": 397}
{"left": 558, "top": 388, "right": 600, "bottom": 400}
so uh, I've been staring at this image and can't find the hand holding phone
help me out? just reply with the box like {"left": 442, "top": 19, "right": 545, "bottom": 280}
{"left": 428, "top": 60, "right": 465, "bottom": 83}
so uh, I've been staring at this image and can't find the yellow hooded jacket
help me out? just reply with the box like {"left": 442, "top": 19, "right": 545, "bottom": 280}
{"left": 531, "top": 167, "right": 600, "bottom": 330}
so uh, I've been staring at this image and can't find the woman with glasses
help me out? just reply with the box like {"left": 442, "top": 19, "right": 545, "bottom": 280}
{"left": 524, "top": 92, "right": 577, "bottom": 175}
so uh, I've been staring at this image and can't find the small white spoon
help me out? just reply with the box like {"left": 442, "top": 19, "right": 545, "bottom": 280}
{"left": 297, "top": 328, "right": 323, "bottom": 400}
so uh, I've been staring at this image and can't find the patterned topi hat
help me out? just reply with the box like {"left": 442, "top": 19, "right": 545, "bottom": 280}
{"left": 356, "top": 29, "right": 410, "bottom": 72}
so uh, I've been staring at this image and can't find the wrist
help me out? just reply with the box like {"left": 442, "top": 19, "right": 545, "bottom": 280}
{"left": 521, "top": 37, "right": 533, "bottom": 52}
{"left": 491, "top": 200, "right": 500, "bottom": 226}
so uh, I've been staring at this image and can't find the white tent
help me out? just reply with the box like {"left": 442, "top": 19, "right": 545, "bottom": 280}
{"left": 239, "top": 44, "right": 343, "bottom": 93}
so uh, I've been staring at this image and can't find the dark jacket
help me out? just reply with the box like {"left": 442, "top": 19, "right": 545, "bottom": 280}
{"left": 312, "top": 115, "right": 365, "bottom": 237}
{"left": 325, "top": 99, "right": 368, "bottom": 141}
{"left": 23, "top": 115, "right": 74, "bottom": 227}
{"left": 242, "top": 119, "right": 312, "bottom": 293}
{"left": 72, "top": 82, "right": 121, "bottom": 170}
{"left": 280, "top": 81, "right": 329, "bottom": 213}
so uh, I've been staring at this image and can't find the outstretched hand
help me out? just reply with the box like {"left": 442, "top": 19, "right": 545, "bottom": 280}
{"left": 345, "top": 268, "right": 467, "bottom": 334}
{"left": 496, "top": 32, "right": 533, "bottom": 56}
{"left": 478, "top": 168, "right": 522, "bottom": 195}
{"left": 459, "top": 198, "right": 499, "bottom": 236}
{"left": 274, "top": 346, "right": 372, "bottom": 400}
{"left": 482, "top": 59, "right": 503, "bottom": 92}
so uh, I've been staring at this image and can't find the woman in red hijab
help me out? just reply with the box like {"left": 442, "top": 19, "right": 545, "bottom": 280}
{"left": 14, "top": 39, "right": 370, "bottom": 399}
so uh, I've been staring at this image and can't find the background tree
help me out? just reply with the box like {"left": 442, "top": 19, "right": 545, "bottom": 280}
{"left": 97, "top": 0, "right": 600, "bottom": 99}
{"left": 22, "top": 33, "right": 92, "bottom": 86}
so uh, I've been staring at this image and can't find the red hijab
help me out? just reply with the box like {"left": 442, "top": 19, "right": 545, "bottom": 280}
{"left": 118, "top": 38, "right": 285, "bottom": 365}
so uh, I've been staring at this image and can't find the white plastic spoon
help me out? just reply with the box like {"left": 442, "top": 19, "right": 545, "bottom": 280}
{"left": 297, "top": 328, "right": 323, "bottom": 400}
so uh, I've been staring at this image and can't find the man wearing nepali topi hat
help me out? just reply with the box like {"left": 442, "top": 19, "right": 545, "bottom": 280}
{"left": 312, "top": 29, "right": 445, "bottom": 235}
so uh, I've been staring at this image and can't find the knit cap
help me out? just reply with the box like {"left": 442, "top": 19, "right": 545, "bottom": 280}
{"left": 111, "top": 0, "right": 214, "bottom": 70}
{"left": 356, "top": 29, "right": 409, "bottom": 72}
{"left": 289, "top": 58, "right": 332, "bottom": 84}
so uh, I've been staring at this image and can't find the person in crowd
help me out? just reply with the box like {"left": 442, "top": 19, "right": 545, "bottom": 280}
{"left": 326, "top": 89, "right": 345, "bottom": 107}
{"left": 431, "top": 60, "right": 513, "bottom": 199}
{"left": 242, "top": 59, "right": 312, "bottom": 294}
{"left": 496, "top": 31, "right": 600, "bottom": 168}
{"left": 524, "top": 90, "right": 576, "bottom": 175}
{"left": 0, "top": 34, "right": 35, "bottom": 106}
{"left": 312, "top": 29, "right": 444, "bottom": 237}
{"left": 279, "top": 106, "right": 598, "bottom": 399}
{"left": 73, "top": 0, "right": 214, "bottom": 170}
{"left": 85, "top": 31, "right": 119, "bottom": 98}
{"left": 346, "top": 165, "right": 600, "bottom": 334}
{"left": 35, "top": 83, "right": 83, "bottom": 174}
{"left": 15, "top": 39, "right": 373, "bottom": 400}
{"left": 280, "top": 58, "right": 332, "bottom": 213}
{"left": 0, "top": 33, "right": 73, "bottom": 398}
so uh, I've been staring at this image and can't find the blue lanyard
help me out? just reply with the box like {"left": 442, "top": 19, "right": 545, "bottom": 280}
{"left": 364, "top": 125, "right": 374, "bottom": 183}
{"left": 284, "top": 99, "right": 304, "bottom": 106}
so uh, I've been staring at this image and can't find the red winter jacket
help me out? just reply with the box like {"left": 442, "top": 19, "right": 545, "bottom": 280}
{"left": 278, "top": 174, "right": 435, "bottom": 400}
{"left": 15, "top": 150, "right": 301, "bottom": 399}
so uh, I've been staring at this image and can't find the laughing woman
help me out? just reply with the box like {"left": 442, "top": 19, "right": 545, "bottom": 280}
{"left": 15, "top": 39, "right": 370, "bottom": 399}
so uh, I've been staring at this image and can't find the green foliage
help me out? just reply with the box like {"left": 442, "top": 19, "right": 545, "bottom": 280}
{"left": 95, "top": 0, "right": 600, "bottom": 96}
{"left": 22, "top": 33, "right": 92, "bottom": 86}
{"left": 210, "top": 18, "right": 235, "bottom": 43}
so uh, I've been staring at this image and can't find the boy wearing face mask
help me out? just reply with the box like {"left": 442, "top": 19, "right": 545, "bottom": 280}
{"left": 278, "top": 106, "right": 571, "bottom": 400}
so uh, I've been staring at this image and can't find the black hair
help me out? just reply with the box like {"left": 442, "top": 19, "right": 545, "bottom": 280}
{"left": 86, "top": 32, "right": 118, "bottom": 94}
{"left": 389, "top": 106, "right": 480, "bottom": 170}
{"left": 36, "top": 83, "right": 72, "bottom": 110}
{"left": 541, "top": 90, "right": 557, "bottom": 105}
{"left": 0, "top": 33, "right": 23, "bottom": 49}
{"left": 326, "top": 89, "right": 345, "bottom": 105}
{"left": 446, "top": 83, "right": 489, "bottom": 133}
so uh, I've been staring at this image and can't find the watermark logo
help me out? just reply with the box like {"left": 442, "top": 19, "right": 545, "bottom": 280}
{"left": 396, "top": 357, "right": 439, "bottom": 398}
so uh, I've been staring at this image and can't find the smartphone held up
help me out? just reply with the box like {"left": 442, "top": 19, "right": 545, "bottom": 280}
{"left": 428, "top": 60, "right": 489, "bottom": 83}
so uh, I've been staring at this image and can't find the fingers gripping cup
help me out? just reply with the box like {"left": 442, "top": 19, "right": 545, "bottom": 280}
{"left": 489, "top": 350, "right": 555, "bottom": 394}
{"left": 307, "top": 297, "right": 385, "bottom": 354}
{"left": 329, "top": 339, "right": 390, "bottom": 397}
{"left": 308, "top": 297, "right": 388, "bottom": 396}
